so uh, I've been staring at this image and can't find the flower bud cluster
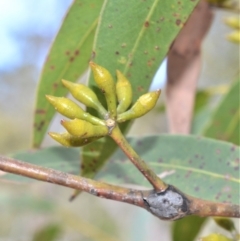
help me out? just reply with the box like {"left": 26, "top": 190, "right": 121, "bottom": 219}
{"left": 47, "top": 62, "right": 161, "bottom": 147}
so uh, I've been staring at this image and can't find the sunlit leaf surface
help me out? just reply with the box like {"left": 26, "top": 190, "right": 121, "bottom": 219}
{"left": 82, "top": 0, "right": 200, "bottom": 184}
{"left": 33, "top": 0, "right": 103, "bottom": 147}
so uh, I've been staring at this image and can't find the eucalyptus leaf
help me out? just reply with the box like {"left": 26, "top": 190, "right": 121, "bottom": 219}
{"left": 82, "top": 0, "right": 200, "bottom": 187}
{"left": 33, "top": 0, "right": 104, "bottom": 147}
{"left": 4, "top": 135, "right": 239, "bottom": 205}
{"left": 99, "top": 135, "right": 239, "bottom": 205}
{"left": 172, "top": 216, "right": 207, "bottom": 241}
{"left": 203, "top": 78, "right": 240, "bottom": 145}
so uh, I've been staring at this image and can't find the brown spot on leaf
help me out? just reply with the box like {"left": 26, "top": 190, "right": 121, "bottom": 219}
{"left": 35, "top": 109, "right": 46, "bottom": 115}
{"left": 36, "top": 120, "right": 45, "bottom": 131}
{"left": 194, "top": 186, "right": 199, "bottom": 192}
{"left": 65, "top": 51, "right": 70, "bottom": 56}
{"left": 126, "top": 72, "right": 132, "bottom": 78}
{"left": 147, "top": 60, "right": 153, "bottom": 67}
{"left": 144, "top": 21, "right": 150, "bottom": 27}
{"left": 231, "top": 145, "right": 236, "bottom": 152}
{"left": 128, "top": 62, "right": 133, "bottom": 67}
{"left": 53, "top": 82, "right": 58, "bottom": 89}
{"left": 185, "top": 170, "right": 192, "bottom": 178}
{"left": 50, "top": 65, "right": 55, "bottom": 70}
{"left": 173, "top": 12, "right": 180, "bottom": 18}
{"left": 115, "top": 51, "right": 120, "bottom": 55}
{"left": 91, "top": 51, "right": 96, "bottom": 60}
{"left": 137, "top": 85, "right": 144, "bottom": 92}
{"left": 74, "top": 50, "right": 80, "bottom": 56}
{"left": 199, "top": 163, "right": 205, "bottom": 169}
{"left": 69, "top": 57, "right": 74, "bottom": 62}
{"left": 176, "top": 19, "right": 181, "bottom": 26}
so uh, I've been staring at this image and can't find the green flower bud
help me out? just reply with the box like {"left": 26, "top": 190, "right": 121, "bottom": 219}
{"left": 61, "top": 119, "right": 108, "bottom": 137}
{"left": 213, "top": 217, "right": 235, "bottom": 232}
{"left": 46, "top": 95, "right": 105, "bottom": 126}
{"left": 201, "top": 233, "right": 232, "bottom": 241}
{"left": 48, "top": 132, "right": 100, "bottom": 147}
{"left": 89, "top": 62, "right": 117, "bottom": 118}
{"left": 117, "top": 89, "right": 161, "bottom": 122}
{"left": 62, "top": 79, "right": 107, "bottom": 117}
{"left": 226, "top": 30, "right": 240, "bottom": 44}
{"left": 116, "top": 70, "right": 132, "bottom": 114}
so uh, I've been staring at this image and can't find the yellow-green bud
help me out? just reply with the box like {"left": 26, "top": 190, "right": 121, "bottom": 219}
{"left": 201, "top": 233, "right": 232, "bottom": 241}
{"left": 213, "top": 217, "right": 235, "bottom": 232}
{"left": 61, "top": 79, "right": 107, "bottom": 117}
{"left": 89, "top": 62, "right": 117, "bottom": 118}
{"left": 46, "top": 95, "right": 105, "bottom": 126}
{"left": 48, "top": 132, "right": 100, "bottom": 147}
{"left": 117, "top": 89, "right": 161, "bottom": 122}
{"left": 116, "top": 70, "right": 132, "bottom": 114}
{"left": 46, "top": 95, "right": 84, "bottom": 119}
{"left": 226, "top": 30, "right": 240, "bottom": 44}
{"left": 225, "top": 17, "right": 240, "bottom": 29}
{"left": 61, "top": 119, "right": 108, "bottom": 137}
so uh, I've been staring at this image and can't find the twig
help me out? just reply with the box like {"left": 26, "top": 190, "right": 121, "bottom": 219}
{"left": 187, "top": 194, "right": 240, "bottom": 218}
{"left": 0, "top": 155, "right": 144, "bottom": 207}
{"left": 110, "top": 125, "right": 168, "bottom": 192}
{"left": 0, "top": 155, "right": 239, "bottom": 220}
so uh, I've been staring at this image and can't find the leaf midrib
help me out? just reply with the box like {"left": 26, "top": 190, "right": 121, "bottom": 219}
{"left": 123, "top": 0, "right": 160, "bottom": 75}
{"left": 150, "top": 162, "right": 240, "bottom": 183}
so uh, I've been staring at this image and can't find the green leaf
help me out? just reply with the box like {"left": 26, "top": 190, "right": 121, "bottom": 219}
{"left": 4, "top": 135, "right": 239, "bottom": 205}
{"left": 7, "top": 146, "right": 79, "bottom": 182}
{"left": 33, "top": 223, "right": 62, "bottom": 241}
{"left": 172, "top": 216, "right": 207, "bottom": 241}
{"left": 82, "top": 0, "right": 200, "bottom": 187}
{"left": 194, "top": 90, "right": 211, "bottom": 114}
{"left": 33, "top": 0, "right": 104, "bottom": 147}
{"left": 202, "top": 78, "right": 240, "bottom": 145}
{"left": 98, "top": 135, "right": 239, "bottom": 205}
{"left": 191, "top": 106, "right": 213, "bottom": 135}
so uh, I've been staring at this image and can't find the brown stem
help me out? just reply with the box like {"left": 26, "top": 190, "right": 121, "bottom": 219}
{"left": 187, "top": 195, "right": 240, "bottom": 218}
{"left": 0, "top": 155, "right": 239, "bottom": 220}
{"left": 0, "top": 155, "right": 145, "bottom": 208}
{"left": 110, "top": 125, "right": 168, "bottom": 192}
